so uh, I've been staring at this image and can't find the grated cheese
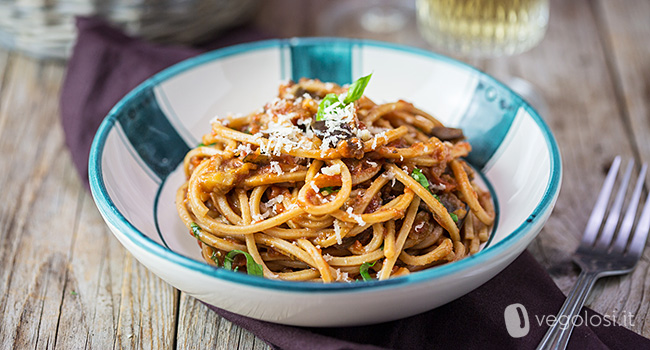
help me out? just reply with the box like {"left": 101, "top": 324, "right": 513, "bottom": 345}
{"left": 346, "top": 207, "right": 366, "bottom": 225}
{"left": 321, "top": 163, "right": 341, "bottom": 176}
{"left": 266, "top": 194, "right": 284, "bottom": 208}
{"left": 357, "top": 129, "right": 372, "bottom": 141}
{"left": 333, "top": 220, "right": 343, "bottom": 245}
{"left": 255, "top": 99, "right": 314, "bottom": 156}
{"left": 430, "top": 183, "right": 446, "bottom": 191}
{"left": 335, "top": 268, "right": 352, "bottom": 282}
{"left": 269, "top": 161, "right": 283, "bottom": 175}
{"left": 235, "top": 143, "right": 253, "bottom": 157}
{"left": 319, "top": 102, "right": 357, "bottom": 152}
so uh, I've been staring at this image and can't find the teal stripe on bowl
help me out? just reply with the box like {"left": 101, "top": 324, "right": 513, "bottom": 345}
{"left": 115, "top": 88, "right": 190, "bottom": 180}
{"left": 289, "top": 39, "right": 353, "bottom": 85}
{"left": 459, "top": 75, "right": 521, "bottom": 169}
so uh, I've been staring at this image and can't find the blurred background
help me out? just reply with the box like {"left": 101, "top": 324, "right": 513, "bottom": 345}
{"left": 0, "top": 0, "right": 548, "bottom": 61}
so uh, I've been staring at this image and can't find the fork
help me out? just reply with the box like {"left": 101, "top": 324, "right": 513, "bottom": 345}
{"left": 537, "top": 156, "right": 650, "bottom": 350}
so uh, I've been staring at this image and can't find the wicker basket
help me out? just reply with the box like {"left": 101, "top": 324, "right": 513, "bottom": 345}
{"left": 0, "top": 0, "right": 260, "bottom": 60}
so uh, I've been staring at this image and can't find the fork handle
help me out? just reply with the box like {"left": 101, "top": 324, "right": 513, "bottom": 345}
{"left": 536, "top": 270, "right": 600, "bottom": 350}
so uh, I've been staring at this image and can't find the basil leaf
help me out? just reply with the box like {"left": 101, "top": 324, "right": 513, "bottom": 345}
{"left": 343, "top": 73, "right": 372, "bottom": 105}
{"left": 190, "top": 222, "right": 201, "bottom": 239}
{"left": 450, "top": 212, "right": 458, "bottom": 223}
{"left": 224, "top": 250, "right": 264, "bottom": 277}
{"left": 411, "top": 168, "right": 430, "bottom": 189}
{"left": 316, "top": 93, "right": 340, "bottom": 121}
{"left": 316, "top": 74, "right": 372, "bottom": 121}
{"left": 359, "top": 261, "right": 376, "bottom": 281}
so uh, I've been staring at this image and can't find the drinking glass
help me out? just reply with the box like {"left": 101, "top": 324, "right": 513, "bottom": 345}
{"left": 416, "top": 0, "right": 550, "bottom": 115}
{"left": 416, "top": 0, "right": 549, "bottom": 58}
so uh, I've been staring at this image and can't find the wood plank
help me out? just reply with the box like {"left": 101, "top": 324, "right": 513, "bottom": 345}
{"left": 589, "top": 0, "right": 650, "bottom": 337}
{"left": 0, "top": 54, "right": 81, "bottom": 349}
{"left": 176, "top": 294, "right": 270, "bottom": 350}
{"left": 0, "top": 52, "right": 178, "bottom": 349}
{"left": 596, "top": 0, "right": 650, "bottom": 163}
{"left": 478, "top": 0, "right": 648, "bottom": 336}
{"left": 54, "top": 192, "right": 178, "bottom": 350}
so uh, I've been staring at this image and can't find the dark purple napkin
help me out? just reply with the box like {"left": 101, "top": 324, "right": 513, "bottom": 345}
{"left": 61, "top": 16, "right": 650, "bottom": 350}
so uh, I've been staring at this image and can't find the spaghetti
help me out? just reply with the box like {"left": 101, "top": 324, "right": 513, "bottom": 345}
{"left": 176, "top": 75, "right": 495, "bottom": 282}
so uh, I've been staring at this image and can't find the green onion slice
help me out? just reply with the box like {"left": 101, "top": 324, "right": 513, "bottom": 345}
{"left": 359, "top": 261, "right": 377, "bottom": 281}
{"left": 411, "top": 168, "right": 430, "bottom": 189}
{"left": 190, "top": 222, "right": 201, "bottom": 239}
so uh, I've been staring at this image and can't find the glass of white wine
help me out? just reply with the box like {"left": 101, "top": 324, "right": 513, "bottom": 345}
{"left": 416, "top": 0, "right": 549, "bottom": 58}
{"left": 416, "top": 0, "right": 550, "bottom": 116}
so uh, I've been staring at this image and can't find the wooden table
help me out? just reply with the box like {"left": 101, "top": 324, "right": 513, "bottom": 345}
{"left": 1, "top": 0, "right": 649, "bottom": 348}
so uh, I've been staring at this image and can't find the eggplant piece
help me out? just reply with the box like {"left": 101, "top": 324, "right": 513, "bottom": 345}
{"left": 311, "top": 120, "right": 355, "bottom": 140}
{"left": 430, "top": 126, "right": 464, "bottom": 141}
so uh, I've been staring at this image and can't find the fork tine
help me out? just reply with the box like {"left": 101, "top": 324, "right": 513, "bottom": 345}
{"left": 627, "top": 173, "right": 650, "bottom": 258}
{"left": 581, "top": 156, "right": 622, "bottom": 246}
{"left": 611, "top": 164, "right": 647, "bottom": 254}
{"left": 595, "top": 160, "right": 635, "bottom": 250}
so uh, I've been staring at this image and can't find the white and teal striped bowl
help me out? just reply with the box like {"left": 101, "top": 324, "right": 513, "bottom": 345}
{"left": 89, "top": 38, "right": 561, "bottom": 327}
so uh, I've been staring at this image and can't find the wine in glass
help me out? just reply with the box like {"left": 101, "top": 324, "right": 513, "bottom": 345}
{"left": 416, "top": 0, "right": 550, "bottom": 115}
{"left": 416, "top": 0, "right": 549, "bottom": 58}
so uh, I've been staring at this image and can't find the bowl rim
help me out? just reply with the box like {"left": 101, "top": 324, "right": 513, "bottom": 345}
{"left": 89, "top": 37, "right": 562, "bottom": 293}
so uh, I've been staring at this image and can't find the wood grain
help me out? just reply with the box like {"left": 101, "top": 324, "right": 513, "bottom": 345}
{"left": 1, "top": 0, "right": 650, "bottom": 348}
{"left": 176, "top": 294, "right": 269, "bottom": 350}
{"left": 590, "top": 0, "right": 650, "bottom": 336}
{"left": 0, "top": 55, "right": 177, "bottom": 349}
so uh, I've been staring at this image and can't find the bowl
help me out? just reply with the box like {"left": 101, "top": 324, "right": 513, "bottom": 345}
{"left": 89, "top": 37, "right": 561, "bottom": 327}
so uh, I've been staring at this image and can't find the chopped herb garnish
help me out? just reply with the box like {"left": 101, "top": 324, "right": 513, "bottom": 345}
{"left": 190, "top": 222, "right": 201, "bottom": 239}
{"left": 70, "top": 290, "right": 78, "bottom": 296}
{"left": 316, "top": 74, "right": 372, "bottom": 121}
{"left": 433, "top": 194, "right": 441, "bottom": 202}
{"left": 450, "top": 212, "right": 458, "bottom": 223}
{"left": 411, "top": 168, "right": 430, "bottom": 189}
{"left": 320, "top": 186, "right": 340, "bottom": 196}
{"left": 210, "top": 251, "right": 220, "bottom": 267}
{"left": 359, "top": 261, "right": 377, "bottom": 281}
{"left": 224, "top": 250, "right": 264, "bottom": 277}
{"left": 198, "top": 142, "right": 216, "bottom": 147}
